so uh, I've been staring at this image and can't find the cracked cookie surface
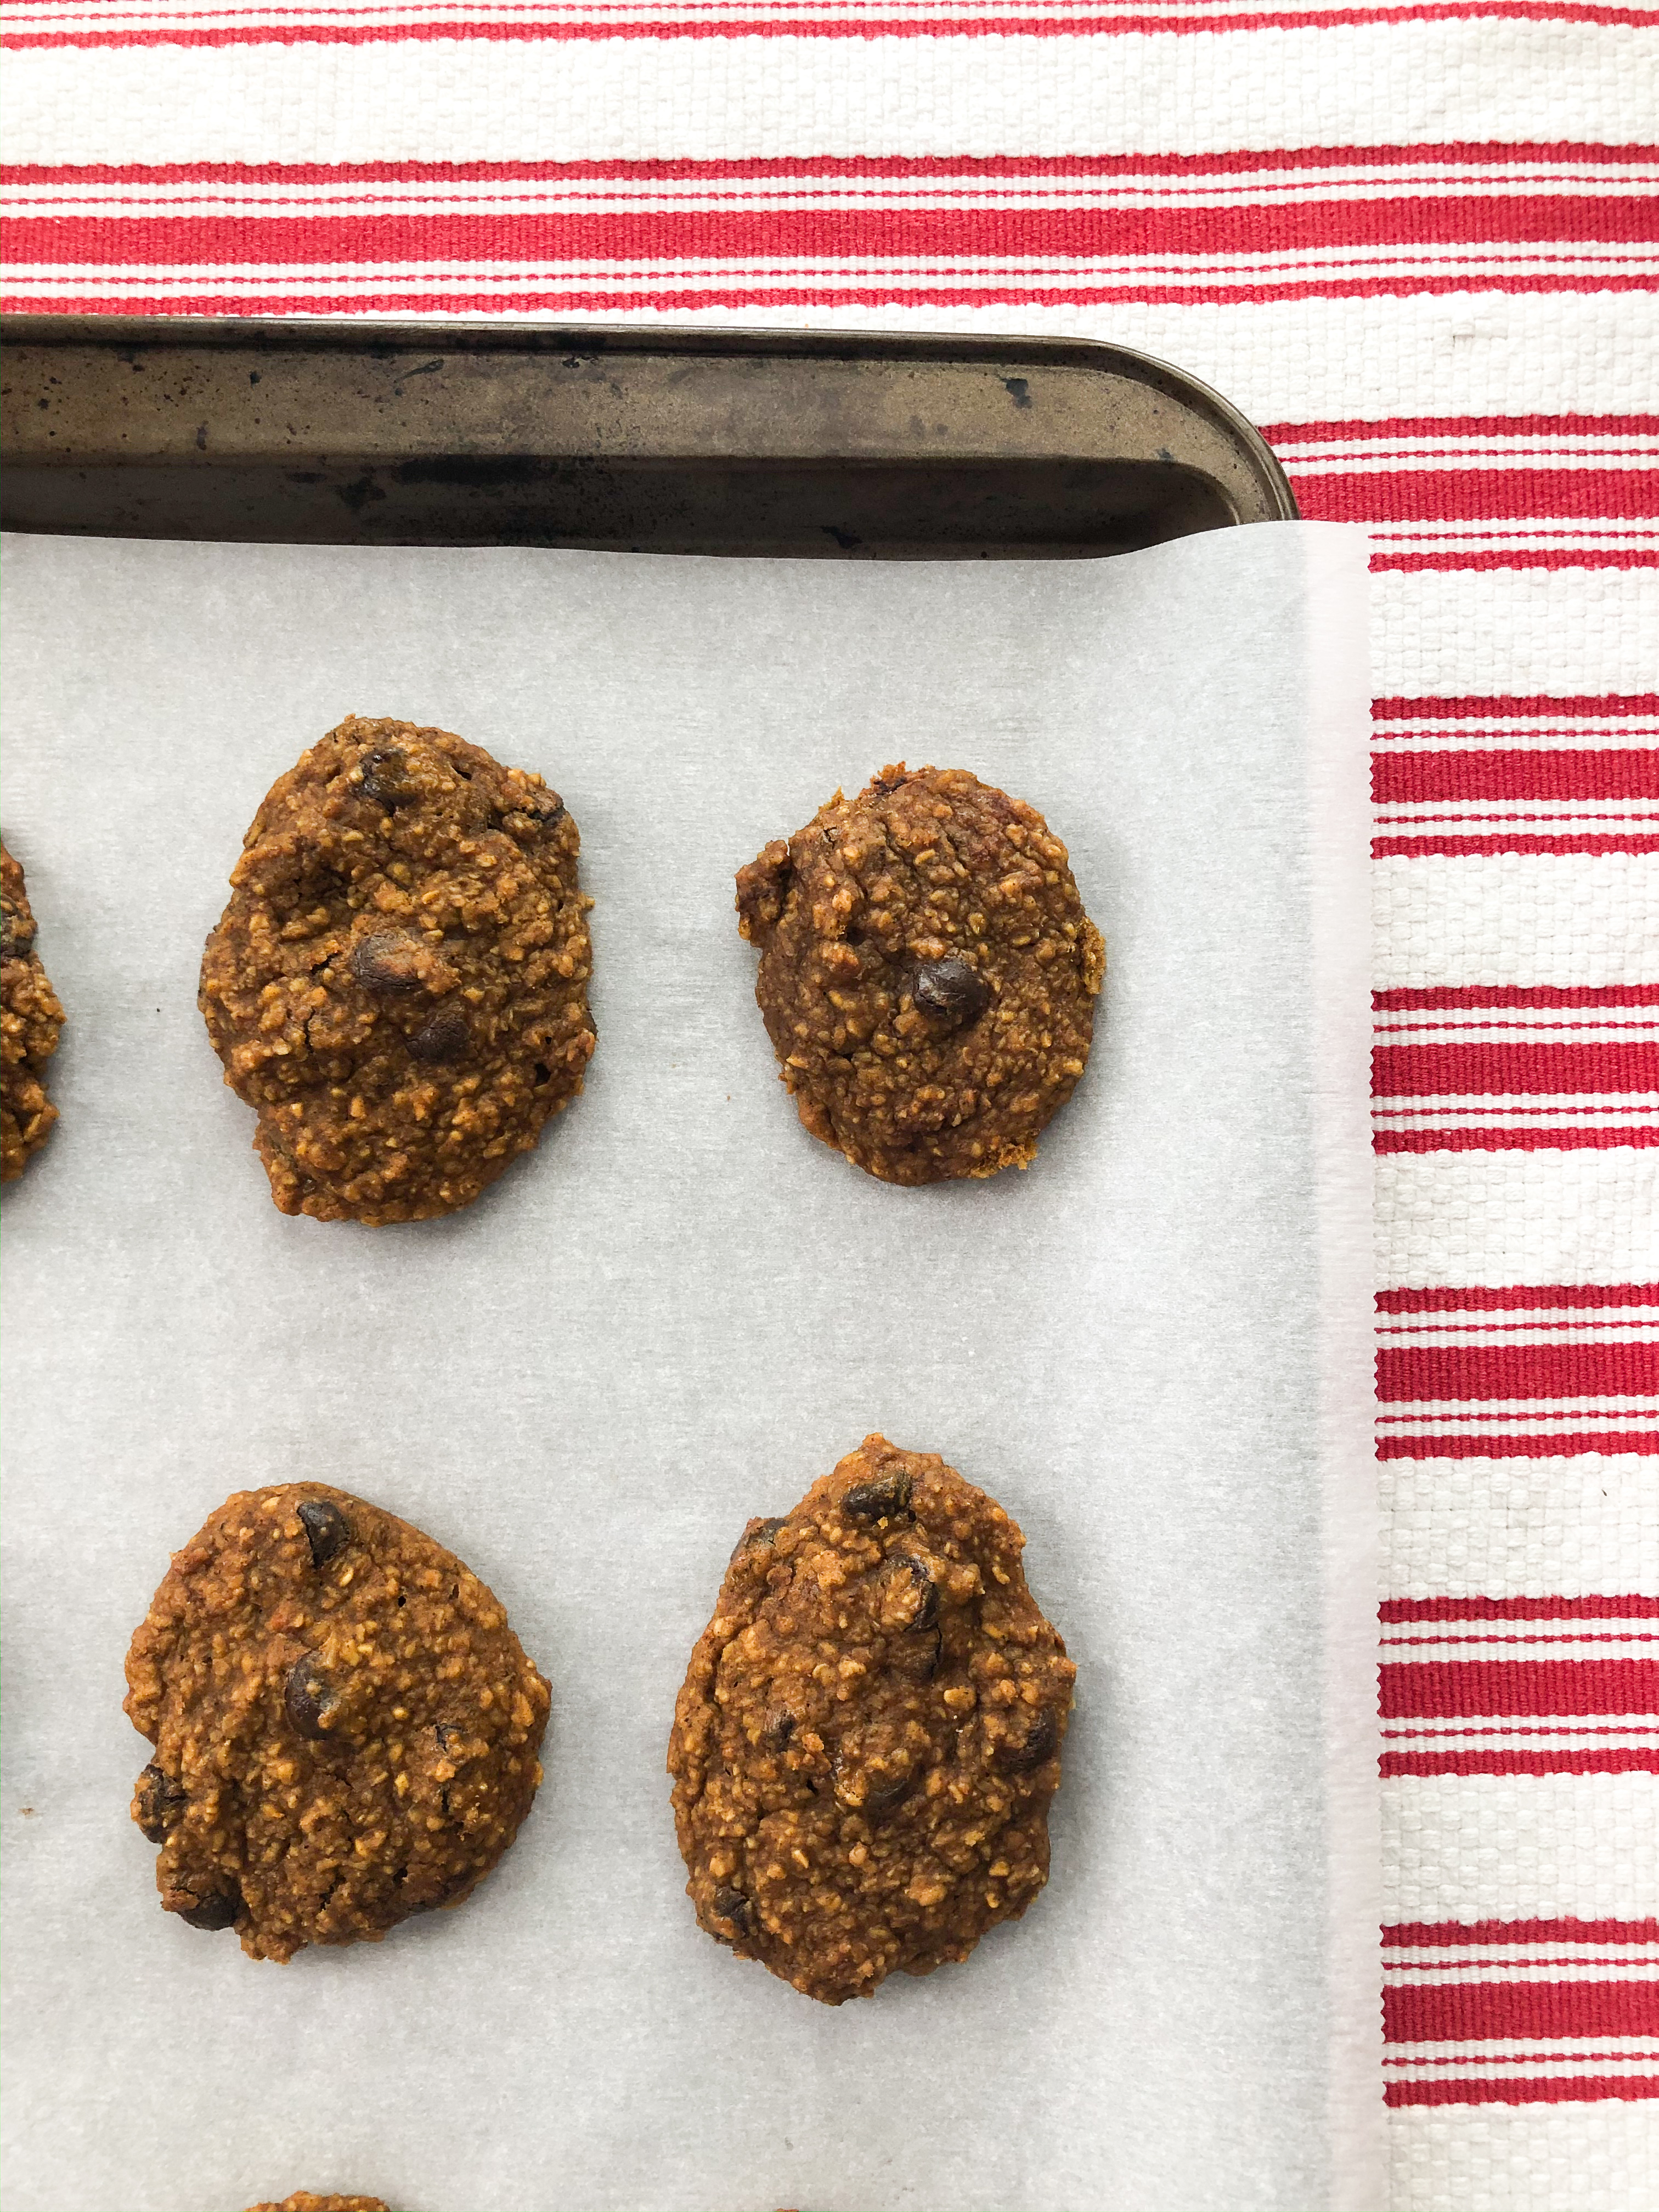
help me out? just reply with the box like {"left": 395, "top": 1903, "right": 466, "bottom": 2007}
{"left": 125, "top": 1482, "right": 550, "bottom": 1963}
{"left": 736, "top": 765, "right": 1103, "bottom": 1186}
{"left": 200, "top": 715, "right": 595, "bottom": 1223}
{"left": 1, "top": 840, "right": 65, "bottom": 1181}
{"left": 668, "top": 1435, "right": 1075, "bottom": 2004}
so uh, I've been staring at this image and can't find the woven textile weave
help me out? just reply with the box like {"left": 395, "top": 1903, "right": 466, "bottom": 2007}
{"left": 3, "top": 10, "right": 1657, "bottom": 2205}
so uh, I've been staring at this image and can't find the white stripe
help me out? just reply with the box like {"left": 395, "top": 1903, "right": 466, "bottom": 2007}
{"left": 1382, "top": 1453, "right": 1659, "bottom": 1601}
{"left": 1390, "top": 2040, "right": 1659, "bottom": 2058}
{"left": 1374, "top": 856, "right": 1659, "bottom": 992}
{"left": 1384, "top": 1623, "right": 1659, "bottom": 1641}
{"left": 3, "top": 24, "right": 1654, "bottom": 166}
{"left": 1384, "top": 1773, "right": 1659, "bottom": 1922}
{"left": 1378, "top": 1151, "right": 1659, "bottom": 1289}
{"left": 1390, "top": 2105, "right": 1659, "bottom": 2212}
{"left": 10, "top": 170, "right": 1659, "bottom": 215}
{"left": 1387, "top": 1943, "right": 1659, "bottom": 1962}
{"left": 1371, "top": 571, "right": 1659, "bottom": 698}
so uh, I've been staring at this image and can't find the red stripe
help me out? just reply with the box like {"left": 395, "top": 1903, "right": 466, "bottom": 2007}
{"left": 1304, "top": 474, "right": 1659, "bottom": 524}
{"left": 13, "top": 276, "right": 1659, "bottom": 312}
{"left": 1378, "top": 1342, "right": 1659, "bottom": 1400}
{"left": 1375, "top": 987, "right": 1659, "bottom": 1009}
{"left": 1383, "top": 1597, "right": 1659, "bottom": 1622}
{"left": 1387, "top": 2075, "right": 1659, "bottom": 2107}
{"left": 1375, "top": 753, "right": 1659, "bottom": 803}
{"left": 1385, "top": 1917, "right": 1659, "bottom": 1943}
{"left": 1373, "top": 550, "right": 1659, "bottom": 572}
{"left": 10, "top": 197, "right": 1657, "bottom": 268}
{"left": 1374, "top": 834, "right": 1659, "bottom": 856}
{"left": 1378, "top": 1286, "right": 1659, "bottom": 1312}
{"left": 1374, "top": 1043, "right": 1659, "bottom": 1096}
{"left": 1386, "top": 1979, "right": 1659, "bottom": 2040}
{"left": 8, "top": 146, "right": 1657, "bottom": 188}
{"left": 1269, "top": 410, "right": 1659, "bottom": 442}
{"left": 1382, "top": 1748, "right": 1659, "bottom": 1776}
{"left": 1374, "top": 695, "right": 1659, "bottom": 721}
{"left": 1380, "top": 1660, "right": 1659, "bottom": 1715}
{"left": 3, "top": 3, "right": 1654, "bottom": 48}
{"left": 1378, "top": 1430, "right": 1659, "bottom": 1456}
{"left": 1375, "top": 1129, "right": 1659, "bottom": 1152}
{"left": 1382, "top": 1749, "right": 1659, "bottom": 1776}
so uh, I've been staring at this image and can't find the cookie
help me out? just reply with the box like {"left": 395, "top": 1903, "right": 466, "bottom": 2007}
{"left": 668, "top": 1435, "right": 1075, "bottom": 2004}
{"left": 125, "top": 1482, "right": 551, "bottom": 1963}
{"left": 736, "top": 765, "right": 1103, "bottom": 1186}
{"left": 1, "top": 839, "right": 65, "bottom": 1182}
{"left": 244, "top": 2197, "right": 390, "bottom": 2211}
{"left": 200, "top": 715, "right": 595, "bottom": 1223}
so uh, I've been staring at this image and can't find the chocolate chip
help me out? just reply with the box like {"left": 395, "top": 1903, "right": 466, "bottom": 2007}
{"left": 501, "top": 788, "right": 565, "bottom": 835}
{"left": 351, "top": 931, "right": 425, "bottom": 996}
{"left": 999, "top": 1707, "right": 1059, "bottom": 1772}
{"left": 710, "top": 1884, "right": 752, "bottom": 1937}
{"left": 911, "top": 956, "right": 991, "bottom": 1029}
{"left": 284, "top": 1654, "right": 337, "bottom": 1741}
{"left": 731, "top": 1515, "right": 787, "bottom": 1563}
{"left": 843, "top": 1469, "right": 912, "bottom": 1522}
{"left": 760, "top": 1707, "right": 795, "bottom": 1752}
{"left": 358, "top": 748, "right": 417, "bottom": 808}
{"left": 889, "top": 1555, "right": 939, "bottom": 1633}
{"left": 891, "top": 1626, "right": 943, "bottom": 1683}
{"left": 833, "top": 1754, "right": 915, "bottom": 1820}
{"left": 133, "top": 1763, "right": 185, "bottom": 1843}
{"left": 407, "top": 1009, "right": 470, "bottom": 1063}
{"left": 177, "top": 1883, "right": 241, "bottom": 1931}
{"left": 296, "top": 1497, "right": 349, "bottom": 1568}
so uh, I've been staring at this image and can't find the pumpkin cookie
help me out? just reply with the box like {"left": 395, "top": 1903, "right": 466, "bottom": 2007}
{"left": 245, "top": 2198, "right": 390, "bottom": 2211}
{"left": 200, "top": 715, "right": 595, "bottom": 1223}
{"left": 668, "top": 1435, "right": 1075, "bottom": 2004}
{"left": 736, "top": 765, "right": 1103, "bottom": 1185}
{"left": 125, "top": 1483, "right": 550, "bottom": 1963}
{"left": 1, "top": 839, "right": 65, "bottom": 1181}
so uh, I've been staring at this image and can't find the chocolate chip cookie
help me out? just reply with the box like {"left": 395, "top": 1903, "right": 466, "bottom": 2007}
{"left": 736, "top": 765, "right": 1103, "bottom": 1186}
{"left": 200, "top": 715, "right": 595, "bottom": 1223}
{"left": 1, "top": 840, "right": 65, "bottom": 1182}
{"left": 668, "top": 1435, "right": 1075, "bottom": 2004}
{"left": 125, "top": 1483, "right": 551, "bottom": 1963}
{"left": 245, "top": 2197, "right": 390, "bottom": 2211}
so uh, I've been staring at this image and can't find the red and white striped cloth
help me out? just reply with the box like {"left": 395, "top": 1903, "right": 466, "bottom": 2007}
{"left": 3, "top": 10, "right": 1656, "bottom": 2203}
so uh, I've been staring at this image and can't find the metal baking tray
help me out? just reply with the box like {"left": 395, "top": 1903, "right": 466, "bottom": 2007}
{"left": 0, "top": 317, "right": 1295, "bottom": 558}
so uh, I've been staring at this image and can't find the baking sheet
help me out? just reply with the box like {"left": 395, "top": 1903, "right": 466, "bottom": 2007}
{"left": 0, "top": 522, "right": 1378, "bottom": 2212}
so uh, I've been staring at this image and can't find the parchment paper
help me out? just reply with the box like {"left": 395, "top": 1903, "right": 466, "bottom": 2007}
{"left": 0, "top": 523, "right": 1378, "bottom": 2212}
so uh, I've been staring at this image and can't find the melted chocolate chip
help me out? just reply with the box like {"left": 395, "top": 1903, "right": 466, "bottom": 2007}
{"left": 177, "top": 1883, "right": 242, "bottom": 1932}
{"left": 351, "top": 931, "right": 426, "bottom": 996}
{"left": 999, "top": 1706, "right": 1059, "bottom": 1772}
{"left": 911, "top": 956, "right": 991, "bottom": 1029}
{"left": 284, "top": 1654, "right": 337, "bottom": 1742}
{"left": 891, "top": 1626, "right": 943, "bottom": 1683}
{"left": 842, "top": 1469, "right": 913, "bottom": 1522}
{"left": 358, "top": 748, "right": 417, "bottom": 808}
{"left": 407, "top": 1009, "right": 470, "bottom": 1064}
{"left": 760, "top": 1707, "right": 795, "bottom": 1752}
{"left": 296, "top": 1497, "right": 349, "bottom": 1569}
{"left": 133, "top": 1763, "right": 185, "bottom": 1843}
{"left": 731, "top": 1515, "right": 787, "bottom": 1563}
{"left": 889, "top": 1554, "right": 939, "bottom": 1633}
{"left": 834, "top": 1754, "right": 915, "bottom": 1820}
{"left": 710, "top": 1884, "right": 752, "bottom": 1937}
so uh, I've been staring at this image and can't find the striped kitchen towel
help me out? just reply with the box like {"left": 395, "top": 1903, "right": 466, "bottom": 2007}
{"left": 2, "top": 8, "right": 1656, "bottom": 2205}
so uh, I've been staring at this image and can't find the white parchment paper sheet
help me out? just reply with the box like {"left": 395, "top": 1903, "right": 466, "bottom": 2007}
{"left": 0, "top": 523, "right": 1378, "bottom": 2212}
